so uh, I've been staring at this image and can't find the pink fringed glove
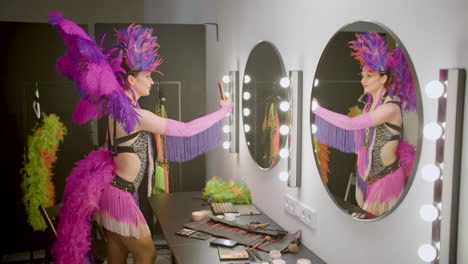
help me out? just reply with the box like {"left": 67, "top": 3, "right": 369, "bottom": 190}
{"left": 164, "top": 104, "right": 233, "bottom": 137}
{"left": 313, "top": 105, "right": 373, "bottom": 130}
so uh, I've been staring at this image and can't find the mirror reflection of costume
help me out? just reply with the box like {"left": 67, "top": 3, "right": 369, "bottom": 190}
{"left": 313, "top": 32, "right": 416, "bottom": 217}
{"left": 48, "top": 12, "right": 231, "bottom": 263}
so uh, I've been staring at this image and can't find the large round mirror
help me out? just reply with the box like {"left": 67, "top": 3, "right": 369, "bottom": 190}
{"left": 243, "top": 41, "right": 289, "bottom": 169}
{"left": 311, "top": 21, "right": 422, "bottom": 220}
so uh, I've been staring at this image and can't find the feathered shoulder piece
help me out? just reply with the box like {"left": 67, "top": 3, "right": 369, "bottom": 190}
{"left": 349, "top": 32, "right": 392, "bottom": 73}
{"left": 388, "top": 47, "right": 417, "bottom": 112}
{"left": 48, "top": 11, "right": 137, "bottom": 133}
{"left": 115, "top": 24, "right": 163, "bottom": 73}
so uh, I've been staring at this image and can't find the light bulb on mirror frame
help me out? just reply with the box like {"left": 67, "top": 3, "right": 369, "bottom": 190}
{"left": 222, "top": 75, "right": 231, "bottom": 84}
{"left": 243, "top": 108, "right": 251, "bottom": 117}
{"left": 421, "top": 164, "right": 441, "bottom": 182}
{"left": 311, "top": 99, "right": 319, "bottom": 112}
{"left": 279, "top": 148, "right": 289, "bottom": 159}
{"left": 423, "top": 122, "right": 443, "bottom": 141}
{"left": 419, "top": 204, "right": 439, "bottom": 222}
{"left": 280, "top": 77, "right": 291, "bottom": 88}
{"left": 418, "top": 244, "right": 437, "bottom": 262}
{"left": 311, "top": 124, "right": 318, "bottom": 134}
{"left": 223, "top": 125, "right": 231, "bottom": 133}
{"left": 279, "top": 171, "right": 289, "bottom": 182}
{"left": 279, "top": 125, "right": 290, "bottom": 135}
{"left": 222, "top": 141, "right": 231, "bottom": 149}
{"left": 424, "top": 80, "right": 445, "bottom": 99}
{"left": 243, "top": 91, "right": 251, "bottom": 100}
{"left": 244, "top": 124, "right": 251, "bottom": 133}
{"left": 279, "top": 101, "right": 291, "bottom": 112}
{"left": 244, "top": 75, "right": 251, "bottom": 84}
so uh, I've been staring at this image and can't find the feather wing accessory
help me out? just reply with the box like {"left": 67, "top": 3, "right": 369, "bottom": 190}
{"left": 48, "top": 11, "right": 137, "bottom": 133}
{"left": 388, "top": 47, "right": 417, "bottom": 113}
{"left": 349, "top": 32, "right": 392, "bottom": 73}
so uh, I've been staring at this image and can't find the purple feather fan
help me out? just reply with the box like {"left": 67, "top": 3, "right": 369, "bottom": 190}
{"left": 48, "top": 11, "right": 138, "bottom": 133}
{"left": 388, "top": 47, "right": 417, "bottom": 113}
{"left": 349, "top": 32, "right": 392, "bottom": 73}
{"left": 52, "top": 148, "right": 115, "bottom": 264}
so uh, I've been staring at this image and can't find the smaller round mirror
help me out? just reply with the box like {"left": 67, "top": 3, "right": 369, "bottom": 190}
{"left": 242, "top": 41, "right": 289, "bottom": 169}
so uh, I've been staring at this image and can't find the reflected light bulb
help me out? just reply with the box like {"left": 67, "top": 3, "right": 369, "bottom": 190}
{"left": 244, "top": 75, "right": 251, "bottom": 84}
{"left": 418, "top": 244, "right": 437, "bottom": 262}
{"left": 421, "top": 164, "right": 441, "bottom": 182}
{"left": 279, "top": 171, "right": 289, "bottom": 182}
{"left": 419, "top": 205, "right": 439, "bottom": 222}
{"left": 311, "top": 124, "right": 318, "bottom": 134}
{"left": 425, "top": 80, "right": 445, "bottom": 99}
{"left": 243, "top": 108, "right": 251, "bottom": 117}
{"left": 222, "top": 141, "right": 231, "bottom": 149}
{"left": 224, "top": 92, "right": 231, "bottom": 98}
{"left": 243, "top": 91, "right": 251, "bottom": 100}
{"left": 314, "top": 79, "right": 319, "bottom": 87}
{"left": 244, "top": 124, "right": 251, "bottom": 133}
{"left": 222, "top": 75, "right": 231, "bottom": 84}
{"left": 280, "top": 101, "right": 291, "bottom": 112}
{"left": 279, "top": 148, "right": 289, "bottom": 159}
{"left": 423, "top": 122, "right": 443, "bottom": 141}
{"left": 280, "top": 77, "right": 291, "bottom": 88}
{"left": 280, "top": 125, "right": 290, "bottom": 135}
{"left": 223, "top": 125, "right": 231, "bottom": 133}
{"left": 311, "top": 100, "right": 319, "bottom": 111}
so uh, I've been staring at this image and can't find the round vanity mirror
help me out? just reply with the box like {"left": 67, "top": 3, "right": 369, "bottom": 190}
{"left": 311, "top": 21, "right": 422, "bottom": 220}
{"left": 243, "top": 41, "right": 289, "bottom": 169}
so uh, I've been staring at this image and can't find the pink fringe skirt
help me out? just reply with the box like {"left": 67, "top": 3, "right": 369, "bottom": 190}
{"left": 95, "top": 184, "right": 150, "bottom": 238}
{"left": 362, "top": 166, "right": 406, "bottom": 216}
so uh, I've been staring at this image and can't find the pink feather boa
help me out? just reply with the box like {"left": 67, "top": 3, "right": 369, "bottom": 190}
{"left": 52, "top": 148, "right": 115, "bottom": 264}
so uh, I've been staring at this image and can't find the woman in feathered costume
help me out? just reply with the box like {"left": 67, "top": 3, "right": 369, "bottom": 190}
{"left": 312, "top": 32, "right": 416, "bottom": 217}
{"left": 48, "top": 12, "right": 232, "bottom": 264}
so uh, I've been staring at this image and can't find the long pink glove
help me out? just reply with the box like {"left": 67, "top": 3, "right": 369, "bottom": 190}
{"left": 313, "top": 105, "right": 373, "bottom": 130}
{"left": 164, "top": 104, "right": 233, "bottom": 137}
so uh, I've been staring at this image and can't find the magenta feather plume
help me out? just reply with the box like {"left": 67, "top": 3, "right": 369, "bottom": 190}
{"left": 388, "top": 47, "right": 417, "bottom": 112}
{"left": 52, "top": 148, "right": 115, "bottom": 264}
{"left": 396, "top": 139, "right": 416, "bottom": 181}
{"left": 115, "top": 24, "right": 163, "bottom": 73}
{"left": 349, "top": 32, "right": 392, "bottom": 73}
{"left": 48, "top": 11, "right": 138, "bottom": 133}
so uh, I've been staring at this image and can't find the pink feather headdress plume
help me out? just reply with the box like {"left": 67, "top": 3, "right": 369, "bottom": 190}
{"left": 349, "top": 32, "right": 392, "bottom": 73}
{"left": 115, "top": 24, "right": 163, "bottom": 74}
{"left": 388, "top": 47, "right": 417, "bottom": 112}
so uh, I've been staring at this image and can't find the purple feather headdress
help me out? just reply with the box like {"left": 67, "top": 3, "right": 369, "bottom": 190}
{"left": 388, "top": 47, "right": 417, "bottom": 112}
{"left": 115, "top": 24, "right": 163, "bottom": 74}
{"left": 349, "top": 32, "right": 392, "bottom": 73}
{"left": 48, "top": 11, "right": 138, "bottom": 133}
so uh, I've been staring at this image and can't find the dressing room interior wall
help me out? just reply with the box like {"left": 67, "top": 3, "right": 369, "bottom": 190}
{"left": 2, "top": 0, "right": 467, "bottom": 263}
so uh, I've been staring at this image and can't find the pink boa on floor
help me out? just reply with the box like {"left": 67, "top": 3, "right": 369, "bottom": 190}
{"left": 52, "top": 148, "right": 115, "bottom": 264}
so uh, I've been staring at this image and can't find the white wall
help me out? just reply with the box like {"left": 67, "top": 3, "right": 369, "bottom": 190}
{"left": 195, "top": 1, "right": 467, "bottom": 264}
{"left": 2, "top": 0, "right": 467, "bottom": 263}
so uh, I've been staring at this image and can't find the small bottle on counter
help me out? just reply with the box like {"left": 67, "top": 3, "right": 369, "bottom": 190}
{"left": 296, "top": 259, "right": 312, "bottom": 264}
{"left": 269, "top": 250, "right": 282, "bottom": 261}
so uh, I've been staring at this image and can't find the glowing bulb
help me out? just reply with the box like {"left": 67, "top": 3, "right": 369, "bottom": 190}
{"left": 222, "top": 75, "right": 231, "bottom": 83}
{"left": 243, "top": 91, "right": 251, "bottom": 100}
{"left": 279, "top": 148, "right": 289, "bottom": 159}
{"left": 243, "top": 108, "right": 251, "bottom": 117}
{"left": 314, "top": 79, "right": 319, "bottom": 87}
{"left": 425, "top": 80, "right": 445, "bottom": 99}
{"left": 418, "top": 244, "right": 437, "bottom": 262}
{"left": 279, "top": 125, "right": 290, "bottom": 135}
{"left": 421, "top": 164, "right": 441, "bottom": 182}
{"left": 223, "top": 141, "right": 231, "bottom": 149}
{"left": 279, "top": 171, "right": 289, "bottom": 182}
{"left": 279, "top": 101, "right": 291, "bottom": 112}
{"left": 244, "top": 75, "right": 251, "bottom": 84}
{"left": 423, "top": 122, "right": 443, "bottom": 141}
{"left": 244, "top": 124, "right": 251, "bottom": 133}
{"left": 311, "top": 124, "right": 318, "bottom": 134}
{"left": 419, "top": 205, "right": 439, "bottom": 222}
{"left": 224, "top": 92, "right": 231, "bottom": 98}
{"left": 311, "top": 100, "right": 319, "bottom": 111}
{"left": 280, "top": 77, "right": 291, "bottom": 88}
{"left": 223, "top": 125, "right": 231, "bottom": 133}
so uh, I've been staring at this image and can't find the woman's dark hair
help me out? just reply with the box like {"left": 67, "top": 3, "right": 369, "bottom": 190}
{"left": 379, "top": 68, "right": 393, "bottom": 87}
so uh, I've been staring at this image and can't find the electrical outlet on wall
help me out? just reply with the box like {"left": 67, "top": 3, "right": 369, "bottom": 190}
{"left": 298, "top": 205, "right": 317, "bottom": 228}
{"left": 284, "top": 195, "right": 300, "bottom": 216}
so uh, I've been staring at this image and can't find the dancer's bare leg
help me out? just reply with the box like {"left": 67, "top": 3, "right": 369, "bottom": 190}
{"left": 106, "top": 230, "right": 130, "bottom": 264}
